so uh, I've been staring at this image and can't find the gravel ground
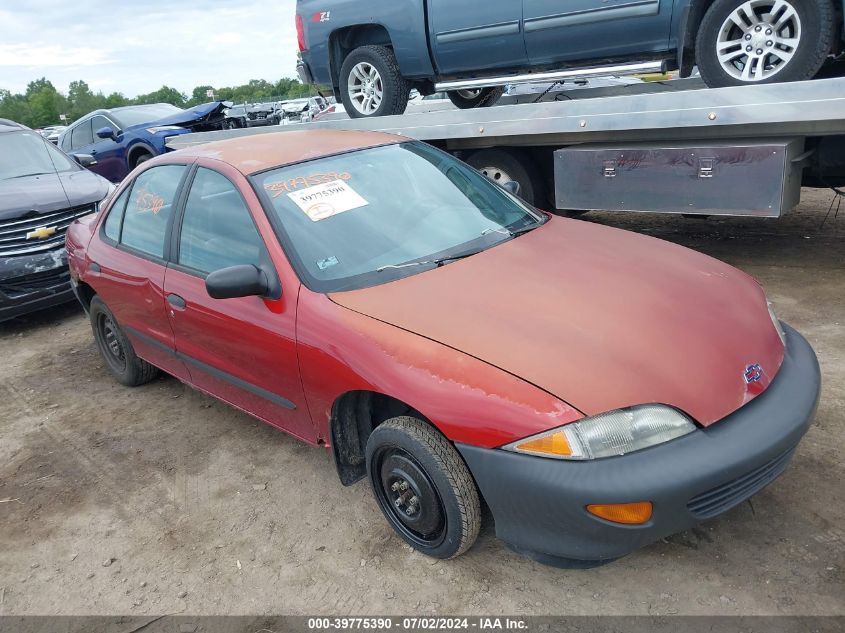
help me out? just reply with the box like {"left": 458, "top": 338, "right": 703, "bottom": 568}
{"left": 0, "top": 188, "right": 842, "bottom": 616}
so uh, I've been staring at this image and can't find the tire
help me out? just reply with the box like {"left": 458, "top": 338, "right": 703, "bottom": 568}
{"left": 366, "top": 417, "right": 481, "bottom": 559}
{"left": 89, "top": 296, "right": 159, "bottom": 387}
{"left": 695, "top": 0, "right": 834, "bottom": 87}
{"left": 133, "top": 152, "right": 152, "bottom": 168}
{"left": 339, "top": 45, "right": 410, "bottom": 118}
{"left": 466, "top": 148, "right": 547, "bottom": 207}
{"left": 446, "top": 87, "right": 504, "bottom": 109}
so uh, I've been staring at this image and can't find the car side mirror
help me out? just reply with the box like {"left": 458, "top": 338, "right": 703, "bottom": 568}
{"left": 71, "top": 153, "right": 97, "bottom": 167}
{"left": 206, "top": 264, "right": 273, "bottom": 300}
{"left": 503, "top": 180, "right": 521, "bottom": 196}
{"left": 96, "top": 126, "right": 119, "bottom": 141}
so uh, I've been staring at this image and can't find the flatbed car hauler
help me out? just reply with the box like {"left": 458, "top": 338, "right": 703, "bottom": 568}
{"left": 168, "top": 76, "right": 845, "bottom": 217}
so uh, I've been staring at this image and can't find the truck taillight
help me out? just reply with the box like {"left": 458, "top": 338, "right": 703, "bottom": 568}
{"left": 296, "top": 15, "right": 306, "bottom": 52}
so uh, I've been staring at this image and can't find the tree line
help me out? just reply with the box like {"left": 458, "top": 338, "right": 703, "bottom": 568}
{"left": 0, "top": 77, "right": 323, "bottom": 129}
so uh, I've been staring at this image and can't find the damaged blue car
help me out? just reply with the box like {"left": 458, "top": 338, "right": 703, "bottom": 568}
{"left": 58, "top": 101, "right": 227, "bottom": 182}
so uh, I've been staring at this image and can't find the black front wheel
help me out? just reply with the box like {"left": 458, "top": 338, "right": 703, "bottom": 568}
{"left": 446, "top": 87, "right": 504, "bottom": 109}
{"left": 366, "top": 417, "right": 481, "bottom": 559}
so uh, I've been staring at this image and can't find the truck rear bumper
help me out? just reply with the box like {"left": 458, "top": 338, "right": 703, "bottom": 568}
{"left": 457, "top": 323, "right": 820, "bottom": 565}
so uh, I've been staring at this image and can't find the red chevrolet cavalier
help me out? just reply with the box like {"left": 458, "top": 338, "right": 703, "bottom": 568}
{"left": 66, "top": 130, "right": 820, "bottom": 566}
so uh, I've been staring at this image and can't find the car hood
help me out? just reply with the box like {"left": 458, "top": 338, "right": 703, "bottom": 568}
{"left": 140, "top": 101, "right": 228, "bottom": 128}
{"left": 0, "top": 169, "right": 110, "bottom": 220}
{"left": 329, "top": 218, "right": 785, "bottom": 427}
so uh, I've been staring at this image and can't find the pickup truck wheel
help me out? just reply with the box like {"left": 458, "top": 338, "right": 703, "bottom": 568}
{"left": 90, "top": 296, "right": 159, "bottom": 387}
{"left": 340, "top": 45, "right": 410, "bottom": 118}
{"left": 696, "top": 0, "right": 834, "bottom": 87}
{"left": 366, "top": 417, "right": 481, "bottom": 559}
{"left": 447, "top": 87, "right": 504, "bottom": 109}
{"left": 466, "top": 148, "right": 546, "bottom": 207}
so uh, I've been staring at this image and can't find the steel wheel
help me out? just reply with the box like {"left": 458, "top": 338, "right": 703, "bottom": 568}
{"left": 716, "top": 0, "right": 802, "bottom": 81}
{"left": 97, "top": 312, "right": 126, "bottom": 374}
{"left": 347, "top": 62, "right": 384, "bottom": 116}
{"left": 476, "top": 164, "right": 515, "bottom": 186}
{"left": 371, "top": 445, "right": 447, "bottom": 549}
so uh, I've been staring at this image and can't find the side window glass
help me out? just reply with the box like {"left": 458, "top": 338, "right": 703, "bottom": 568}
{"left": 89, "top": 115, "right": 114, "bottom": 141}
{"left": 70, "top": 119, "right": 93, "bottom": 150}
{"left": 103, "top": 186, "right": 131, "bottom": 242}
{"left": 178, "top": 168, "right": 265, "bottom": 275}
{"left": 120, "top": 165, "right": 186, "bottom": 258}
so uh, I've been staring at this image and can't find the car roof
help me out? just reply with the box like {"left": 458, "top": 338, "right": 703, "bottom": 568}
{"left": 169, "top": 129, "right": 407, "bottom": 176}
{"left": 0, "top": 118, "right": 27, "bottom": 133}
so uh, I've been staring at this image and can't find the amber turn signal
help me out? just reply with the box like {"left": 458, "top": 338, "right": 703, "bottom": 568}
{"left": 586, "top": 501, "right": 653, "bottom": 525}
{"left": 513, "top": 430, "right": 573, "bottom": 457}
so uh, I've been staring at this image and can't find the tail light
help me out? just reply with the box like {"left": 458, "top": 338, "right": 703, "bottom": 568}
{"left": 296, "top": 15, "right": 306, "bottom": 52}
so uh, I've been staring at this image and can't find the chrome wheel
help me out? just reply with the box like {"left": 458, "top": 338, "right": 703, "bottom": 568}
{"left": 454, "top": 89, "right": 482, "bottom": 100}
{"left": 476, "top": 165, "right": 514, "bottom": 186}
{"left": 347, "top": 62, "right": 383, "bottom": 115}
{"left": 716, "top": 0, "right": 802, "bottom": 81}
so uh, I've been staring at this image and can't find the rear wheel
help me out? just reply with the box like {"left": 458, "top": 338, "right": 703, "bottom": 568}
{"left": 340, "top": 45, "right": 410, "bottom": 118}
{"left": 366, "top": 417, "right": 481, "bottom": 559}
{"left": 446, "top": 87, "right": 504, "bottom": 109}
{"left": 466, "top": 148, "right": 547, "bottom": 207}
{"left": 90, "top": 297, "right": 158, "bottom": 387}
{"left": 696, "top": 0, "right": 834, "bottom": 87}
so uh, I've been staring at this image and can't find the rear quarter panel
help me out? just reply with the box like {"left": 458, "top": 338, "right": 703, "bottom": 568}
{"left": 298, "top": 0, "right": 434, "bottom": 85}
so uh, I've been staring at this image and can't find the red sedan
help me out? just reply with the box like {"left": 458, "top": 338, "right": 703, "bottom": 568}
{"left": 66, "top": 130, "right": 820, "bottom": 566}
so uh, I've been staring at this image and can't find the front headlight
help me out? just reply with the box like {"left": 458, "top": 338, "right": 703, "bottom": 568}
{"left": 145, "top": 125, "right": 184, "bottom": 134}
{"left": 767, "top": 300, "right": 786, "bottom": 347}
{"left": 503, "top": 405, "right": 696, "bottom": 460}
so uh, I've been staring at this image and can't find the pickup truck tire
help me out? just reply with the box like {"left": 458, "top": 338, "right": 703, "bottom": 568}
{"left": 366, "top": 416, "right": 481, "bottom": 559}
{"left": 89, "top": 296, "right": 159, "bottom": 387}
{"left": 340, "top": 46, "right": 410, "bottom": 118}
{"left": 696, "top": 0, "right": 834, "bottom": 87}
{"left": 446, "top": 87, "right": 505, "bottom": 109}
{"left": 466, "top": 148, "right": 546, "bottom": 207}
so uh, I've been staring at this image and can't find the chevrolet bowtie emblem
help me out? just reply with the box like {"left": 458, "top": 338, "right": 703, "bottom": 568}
{"left": 26, "top": 225, "right": 58, "bottom": 240}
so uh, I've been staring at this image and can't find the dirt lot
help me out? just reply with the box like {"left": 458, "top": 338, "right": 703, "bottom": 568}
{"left": 1, "top": 189, "right": 843, "bottom": 617}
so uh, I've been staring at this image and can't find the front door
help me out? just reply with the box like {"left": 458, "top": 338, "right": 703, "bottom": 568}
{"left": 87, "top": 115, "right": 124, "bottom": 183}
{"left": 427, "top": 0, "right": 528, "bottom": 75}
{"left": 86, "top": 164, "right": 191, "bottom": 380}
{"left": 163, "top": 166, "right": 313, "bottom": 441}
{"left": 522, "top": 0, "right": 673, "bottom": 66}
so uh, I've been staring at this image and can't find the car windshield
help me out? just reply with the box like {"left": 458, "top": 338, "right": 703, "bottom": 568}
{"left": 252, "top": 141, "right": 544, "bottom": 292}
{"left": 0, "top": 130, "right": 77, "bottom": 180}
{"left": 111, "top": 104, "right": 184, "bottom": 128}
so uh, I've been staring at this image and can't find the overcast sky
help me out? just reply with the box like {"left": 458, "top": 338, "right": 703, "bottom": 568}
{"left": 0, "top": 0, "right": 299, "bottom": 97}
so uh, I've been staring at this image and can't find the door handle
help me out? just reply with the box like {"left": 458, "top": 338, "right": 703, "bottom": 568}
{"left": 167, "top": 294, "right": 186, "bottom": 310}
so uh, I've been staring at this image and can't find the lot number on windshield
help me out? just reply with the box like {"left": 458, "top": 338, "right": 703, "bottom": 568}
{"left": 288, "top": 179, "right": 368, "bottom": 222}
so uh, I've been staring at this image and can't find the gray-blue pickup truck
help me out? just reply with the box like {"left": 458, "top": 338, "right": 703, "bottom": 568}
{"left": 295, "top": 0, "right": 844, "bottom": 117}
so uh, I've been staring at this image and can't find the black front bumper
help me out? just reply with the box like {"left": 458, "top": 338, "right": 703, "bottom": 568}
{"left": 0, "top": 249, "right": 75, "bottom": 322}
{"left": 457, "top": 323, "right": 820, "bottom": 564}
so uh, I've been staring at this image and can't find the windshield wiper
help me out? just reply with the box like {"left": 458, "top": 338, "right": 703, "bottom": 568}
{"left": 8, "top": 172, "right": 51, "bottom": 179}
{"left": 376, "top": 249, "right": 486, "bottom": 273}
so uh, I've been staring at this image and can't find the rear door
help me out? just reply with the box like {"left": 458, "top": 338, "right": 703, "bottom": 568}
{"left": 428, "top": 0, "right": 528, "bottom": 74}
{"left": 522, "top": 0, "right": 673, "bottom": 66}
{"left": 163, "top": 164, "right": 313, "bottom": 441}
{"left": 85, "top": 163, "right": 191, "bottom": 379}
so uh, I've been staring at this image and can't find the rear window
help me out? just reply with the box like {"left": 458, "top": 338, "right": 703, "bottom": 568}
{"left": 119, "top": 165, "right": 186, "bottom": 258}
